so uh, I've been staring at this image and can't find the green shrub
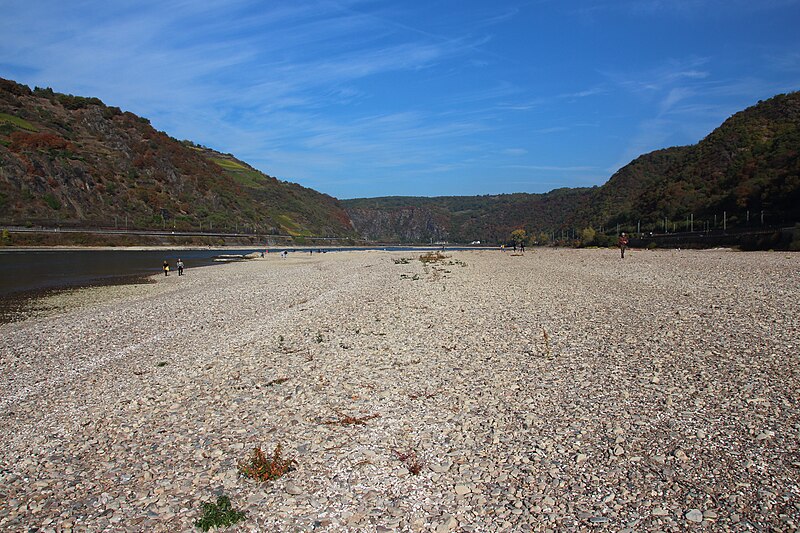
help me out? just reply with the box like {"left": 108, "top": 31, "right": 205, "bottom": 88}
{"left": 43, "top": 193, "right": 61, "bottom": 210}
{"left": 194, "top": 495, "right": 246, "bottom": 531}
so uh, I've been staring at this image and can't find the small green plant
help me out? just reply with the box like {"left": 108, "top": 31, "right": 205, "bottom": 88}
{"left": 194, "top": 494, "right": 246, "bottom": 531}
{"left": 238, "top": 445, "right": 297, "bottom": 482}
{"left": 0, "top": 229, "right": 11, "bottom": 245}
{"left": 393, "top": 258, "right": 410, "bottom": 264}
{"left": 266, "top": 377, "right": 290, "bottom": 387}
{"left": 314, "top": 332, "right": 323, "bottom": 343}
{"left": 156, "top": 361, "right": 168, "bottom": 367}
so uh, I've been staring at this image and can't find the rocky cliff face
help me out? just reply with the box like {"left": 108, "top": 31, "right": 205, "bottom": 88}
{"left": 346, "top": 206, "right": 450, "bottom": 243}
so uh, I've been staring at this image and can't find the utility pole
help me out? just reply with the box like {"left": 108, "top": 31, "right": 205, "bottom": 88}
{"left": 723, "top": 211, "right": 727, "bottom": 231}
{"left": 690, "top": 213, "right": 693, "bottom": 232}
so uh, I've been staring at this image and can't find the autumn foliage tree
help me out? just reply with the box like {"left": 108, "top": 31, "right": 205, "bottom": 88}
{"left": 580, "top": 227, "right": 596, "bottom": 246}
{"left": 510, "top": 228, "right": 528, "bottom": 247}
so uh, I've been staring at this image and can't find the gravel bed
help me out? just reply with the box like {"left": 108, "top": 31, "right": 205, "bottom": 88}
{"left": 0, "top": 248, "right": 798, "bottom": 532}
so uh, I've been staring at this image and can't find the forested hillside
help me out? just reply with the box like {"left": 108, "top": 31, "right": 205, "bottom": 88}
{"left": 1, "top": 76, "right": 797, "bottom": 246}
{"left": 344, "top": 92, "right": 800, "bottom": 243}
{"left": 0, "top": 78, "right": 357, "bottom": 240}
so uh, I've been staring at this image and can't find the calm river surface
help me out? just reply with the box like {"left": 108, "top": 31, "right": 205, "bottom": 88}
{"left": 0, "top": 248, "right": 262, "bottom": 297}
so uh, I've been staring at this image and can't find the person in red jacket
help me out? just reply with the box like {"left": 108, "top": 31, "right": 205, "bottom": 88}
{"left": 618, "top": 233, "right": 629, "bottom": 259}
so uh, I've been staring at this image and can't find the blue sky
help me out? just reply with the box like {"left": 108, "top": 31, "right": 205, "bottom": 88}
{"left": 2, "top": 0, "right": 799, "bottom": 199}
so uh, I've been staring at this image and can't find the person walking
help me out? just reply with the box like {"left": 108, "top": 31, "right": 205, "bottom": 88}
{"left": 162, "top": 260, "right": 170, "bottom": 276}
{"left": 176, "top": 258, "right": 184, "bottom": 276}
{"left": 618, "top": 232, "right": 629, "bottom": 259}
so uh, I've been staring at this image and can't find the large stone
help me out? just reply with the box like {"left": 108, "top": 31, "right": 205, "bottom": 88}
{"left": 436, "top": 515, "right": 458, "bottom": 533}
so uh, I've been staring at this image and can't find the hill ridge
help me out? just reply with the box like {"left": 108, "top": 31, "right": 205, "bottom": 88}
{"left": 343, "top": 91, "right": 800, "bottom": 243}
{"left": 0, "top": 78, "right": 357, "bottom": 241}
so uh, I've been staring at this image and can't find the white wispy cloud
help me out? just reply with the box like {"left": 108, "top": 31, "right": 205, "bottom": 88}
{"left": 571, "top": 0, "right": 800, "bottom": 18}
{"left": 557, "top": 86, "right": 607, "bottom": 99}
{"left": 505, "top": 164, "right": 600, "bottom": 172}
{"left": 2, "top": 0, "right": 797, "bottom": 197}
{"left": 1, "top": 0, "right": 505, "bottom": 189}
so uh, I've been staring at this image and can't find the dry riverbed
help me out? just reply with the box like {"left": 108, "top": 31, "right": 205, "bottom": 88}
{"left": 0, "top": 248, "right": 798, "bottom": 532}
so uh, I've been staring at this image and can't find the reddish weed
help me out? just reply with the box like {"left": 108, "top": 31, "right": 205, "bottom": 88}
{"left": 238, "top": 445, "right": 296, "bottom": 482}
{"left": 393, "top": 449, "right": 425, "bottom": 475}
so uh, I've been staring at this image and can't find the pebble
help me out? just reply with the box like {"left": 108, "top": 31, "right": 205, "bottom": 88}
{"left": 284, "top": 483, "right": 303, "bottom": 496}
{"left": 436, "top": 515, "right": 458, "bottom": 532}
{"left": 0, "top": 249, "right": 797, "bottom": 532}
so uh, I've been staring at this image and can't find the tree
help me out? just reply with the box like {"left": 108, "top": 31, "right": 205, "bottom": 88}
{"left": 537, "top": 231, "right": 550, "bottom": 245}
{"left": 580, "top": 227, "right": 596, "bottom": 246}
{"left": 510, "top": 229, "right": 528, "bottom": 246}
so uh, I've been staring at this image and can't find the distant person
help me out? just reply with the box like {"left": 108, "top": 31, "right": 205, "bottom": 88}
{"left": 176, "top": 258, "right": 184, "bottom": 276}
{"left": 618, "top": 233, "right": 629, "bottom": 259}
{"left": 520, "top": 242, "right": 525, "bottom": 253}
{"left": 162, "top": 260, "right": 170, "bottom": 276}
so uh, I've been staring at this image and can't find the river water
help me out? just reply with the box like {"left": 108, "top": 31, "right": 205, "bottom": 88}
{"left": 0, "top": 248, "right": 261, "bottom": 296}
{"left": 0, "top": 248, "right": 265, "bottom": 322}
